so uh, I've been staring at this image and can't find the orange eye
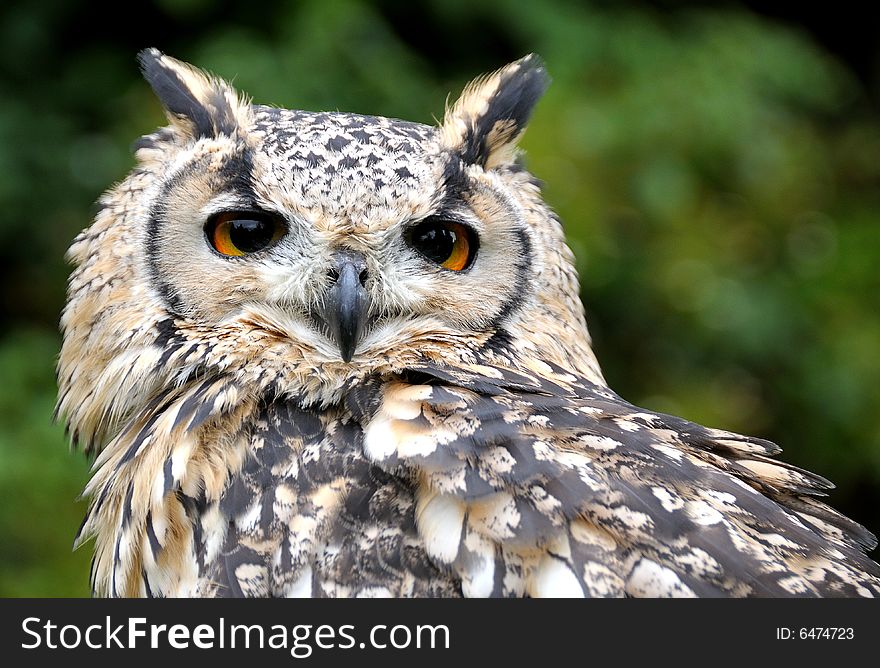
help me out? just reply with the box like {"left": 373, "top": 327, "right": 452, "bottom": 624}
{"left": 206, "top": 211, "right": 286, "bottom": 257}
{"left": 406, "top": 219, "right": 477, "bottom": 271}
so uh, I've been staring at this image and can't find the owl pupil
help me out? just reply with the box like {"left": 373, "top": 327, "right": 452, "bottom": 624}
{"left": 229, "top": 218, "right": 273, "bottom": 253}
{"left": 407, "top": 219, "right": 476, "bottom": 271}
{"left": 207, "top": 211, "right": 285, "bottom": 257}
{"left": 416, "top": 226, "right": 456, "bottom": 264}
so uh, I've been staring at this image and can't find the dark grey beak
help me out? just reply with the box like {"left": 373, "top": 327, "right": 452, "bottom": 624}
{"left": 322, "top": 252, "right": 369, "bottom": 362}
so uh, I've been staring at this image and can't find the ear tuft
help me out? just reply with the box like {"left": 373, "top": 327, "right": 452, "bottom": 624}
{"left": 441, "top": 54, "right": 550, "bottom": 170}
{"left": 137, "top": 48, "right": 251, "bottom": 139}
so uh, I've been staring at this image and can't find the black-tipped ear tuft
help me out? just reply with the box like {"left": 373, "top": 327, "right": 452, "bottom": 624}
{"left": 441, "top": 54, "right": 550, "bottom": 169}
{"left": 137, "top": 48, "right": 249, "bottom": 139}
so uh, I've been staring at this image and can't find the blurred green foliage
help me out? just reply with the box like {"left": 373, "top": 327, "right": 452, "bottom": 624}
{"left": 1, "top": 0, "right": 878, "bottom": 596}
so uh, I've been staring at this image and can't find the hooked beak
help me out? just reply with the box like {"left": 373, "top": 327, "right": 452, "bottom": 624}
{"left": 321, "top": 252, "right": 370, "bottom": 362}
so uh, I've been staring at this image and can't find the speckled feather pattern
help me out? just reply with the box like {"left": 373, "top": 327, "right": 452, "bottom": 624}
{"left": 59, "top": 50, "right": 880, "bottom": 597}
{"left": 251, "top": 107, "right": 437, "bottom": 216}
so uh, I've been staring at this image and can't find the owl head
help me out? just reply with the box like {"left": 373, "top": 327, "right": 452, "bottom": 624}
{"left": 58, "top": 50, "right": 602, "bottom": 452}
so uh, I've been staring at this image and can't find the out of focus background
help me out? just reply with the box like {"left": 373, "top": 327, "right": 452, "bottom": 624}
{"left": 0, "top": 0, "right": 878, "bottom": 596}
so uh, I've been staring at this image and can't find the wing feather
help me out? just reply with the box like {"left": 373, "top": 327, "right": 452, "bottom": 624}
{"left": 351, "top": 359, "right": 880, "bottom": 597}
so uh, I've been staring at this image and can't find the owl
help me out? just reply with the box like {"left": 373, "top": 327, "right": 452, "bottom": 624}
{"left": 57, "top": 49, "right": 880, "bottom": 598}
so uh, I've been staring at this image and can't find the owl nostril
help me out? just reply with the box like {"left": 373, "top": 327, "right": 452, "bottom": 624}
{"left": 328, "top": 250, "right": 368, "bottom": 286}
{"left": 328, "top": 266, "right": 367, "bottom": 285}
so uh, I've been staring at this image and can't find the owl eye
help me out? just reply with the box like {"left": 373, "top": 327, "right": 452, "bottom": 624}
{"left": 406, "top": 218, "right": 477, "bottom": 271}
{"left": 206, "top": 211, "right": 286, "bottom": 257}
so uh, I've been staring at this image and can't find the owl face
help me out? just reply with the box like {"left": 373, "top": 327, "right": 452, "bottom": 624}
{"left": 147, "top": 105, "right": 536, "bottom": 364}
{"left": 59, "top": 50, "right": 601, "bottom": 452}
